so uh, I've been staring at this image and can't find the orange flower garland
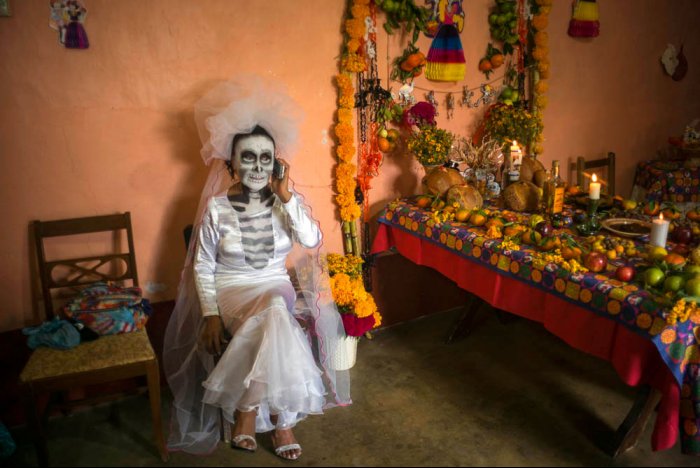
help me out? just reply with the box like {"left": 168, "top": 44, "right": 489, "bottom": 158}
{"left": 334, "top": 0, "right": 367, "bottom": 226}
{"left": 529, "top": 0, "right": 551, "bottom": 156}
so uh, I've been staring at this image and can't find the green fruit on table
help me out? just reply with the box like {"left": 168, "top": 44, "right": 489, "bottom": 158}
{"left": 685, "top": 264, "right": 700, "bottom": 276}
{"left": 685, "top": 277, "right": 700, "bottom": 296}
{"left": 644, "top": 267, "right": 665, "bottom": 287}
{"left": 379, "top": 128, "right": 388, "bottom": 138}
{"left": 664, "top": 275, "right": 684, "bottom": 292}
{"left": 622, "top": 199, "right": 638, "bottom": 211}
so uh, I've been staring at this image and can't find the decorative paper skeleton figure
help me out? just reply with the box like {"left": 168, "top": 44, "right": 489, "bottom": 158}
{"left": 445, "top": 92, "right": 455, "bottom": 119}
{"left": 426, "top": 90, "right": 439, "bottom": 116}
{"left": 398, "top": 82, "right": 415, "bottom": 106}
{"left": 460, "top": 85, "right": 474, "bottom": 107}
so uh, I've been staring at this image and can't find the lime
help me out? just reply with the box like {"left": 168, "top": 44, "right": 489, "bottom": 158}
{"left": 686, "top": 277, "right": 700, "bottom": 296}
{"left": 500, "top": 87, "right": 513, "bottom": 100}
{"left": 685, "top": 264, "right": 700, "bottom": 276}
{"left": 664, "top": 275, "right": 684, "bottom": 292}
{"left": 644, "top": 267, "right": 665, "bottom": 287}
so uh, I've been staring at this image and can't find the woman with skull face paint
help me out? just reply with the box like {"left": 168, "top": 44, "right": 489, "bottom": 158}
{"left": 163, "top": 80, "right": 351, "bottom": 460}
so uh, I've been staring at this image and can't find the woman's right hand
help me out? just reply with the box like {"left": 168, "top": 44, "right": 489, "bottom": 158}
{"left": 200, "top": 315, "right": 227, "bottom": 355}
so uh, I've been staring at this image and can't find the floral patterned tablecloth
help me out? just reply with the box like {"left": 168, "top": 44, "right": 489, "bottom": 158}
{"left": 377, "top": 199, "right": 700, "bottom": 454}
{"left": 634, "top": 160, "right": 700, "bottom": 203}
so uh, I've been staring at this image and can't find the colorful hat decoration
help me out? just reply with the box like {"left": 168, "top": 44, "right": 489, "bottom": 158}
{"left": 568, "top": 0, "right": 600, "bottom": 38}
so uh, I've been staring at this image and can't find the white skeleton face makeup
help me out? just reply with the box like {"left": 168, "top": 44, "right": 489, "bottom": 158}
{"left": 232, "top": 134, "right": 275, "bottom": 193}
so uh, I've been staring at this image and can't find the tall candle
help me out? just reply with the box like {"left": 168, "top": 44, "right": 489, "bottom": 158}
{"left": 650, "top": 213, "right": 670, "bottom": 247}
{"left": 589, "top": 173, "right": 601, "bottom": 199}
{"left": 509, "top": 140, "right": 522, "bottom": 167}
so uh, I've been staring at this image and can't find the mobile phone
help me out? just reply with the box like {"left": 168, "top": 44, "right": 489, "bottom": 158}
{"left": 273, "top": 159, "right": 285, "bottom": 180}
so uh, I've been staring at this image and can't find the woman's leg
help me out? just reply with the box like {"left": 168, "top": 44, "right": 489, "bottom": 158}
{"left": 270, "top": 412, "right": 302, "bottom": 460}
{"left": 231, "top": 409, "right": 257, "bottom": 451}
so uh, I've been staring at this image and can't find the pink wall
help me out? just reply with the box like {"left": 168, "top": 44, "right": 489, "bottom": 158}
{"left": 1, "top": 0, "right": 699, "bottom": 332}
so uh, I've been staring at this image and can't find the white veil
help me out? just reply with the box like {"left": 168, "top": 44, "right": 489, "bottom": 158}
{"left": 163, "top": 77, "right": 351, "bottom": 455}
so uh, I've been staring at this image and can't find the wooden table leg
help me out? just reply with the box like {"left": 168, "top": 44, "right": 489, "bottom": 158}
{"left": 610, "top": 385, "right": 662, "bottom": 457}
{"left": 446, "top": 294, "right": 486, "bottom": 344}
{"left": 145, "top": 360, "right": 169, "bottom": 462}
{"left": 22, "top": 384, "right": 49, "bottom": 467}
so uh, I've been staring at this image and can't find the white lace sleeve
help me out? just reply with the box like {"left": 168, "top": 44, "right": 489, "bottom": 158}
{"left": 193, "top": 199, "right": 220, "bottom": 317}
{"left": 282, "top": 194, "right": 322, "bottom": 248}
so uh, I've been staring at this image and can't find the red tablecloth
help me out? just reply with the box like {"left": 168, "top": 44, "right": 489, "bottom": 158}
{"left": 372, "top": 223, "right": 680, "bottom": 452}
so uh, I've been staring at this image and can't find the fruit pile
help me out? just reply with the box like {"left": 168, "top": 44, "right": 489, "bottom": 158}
{"left": 585, "top": 234, "right": 638, "bottom": 260}
{"left": 478, "top": 43, "right": 506, "bottom": 79}
{"left": 377, "top": 127, "right": 401, "bottom": 153}
{"left": 487, "top": 0, "right": 520, "bottom": 51}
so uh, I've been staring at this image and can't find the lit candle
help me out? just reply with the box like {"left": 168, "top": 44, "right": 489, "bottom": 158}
{"left": 650, "top": 213, "right": 670, "bottom": 247}
{"left": 589, "top": 173, "right": 601, "bottom": 200}
{"left": 509, "top": 140, "right": 522, "bottom": 167}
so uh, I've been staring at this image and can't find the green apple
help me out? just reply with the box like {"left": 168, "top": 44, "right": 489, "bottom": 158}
{"left": 685, "top": 277, "right": 700, "bottom": 296}
{"left": 378, "top": 128, "right": 388, "bottom": 138}
{"left": 664, "top": 275, "right": 684, "bottom": 292}
{"left": 644, "top": 267, "right": 665, "bottom": 287}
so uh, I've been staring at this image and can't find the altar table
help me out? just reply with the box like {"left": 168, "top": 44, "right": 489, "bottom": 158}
{"left": 371, "top": 199, "right": 700, "bottom": 455}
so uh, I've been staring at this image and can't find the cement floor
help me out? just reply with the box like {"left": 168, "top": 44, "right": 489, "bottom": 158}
{"left": 6, "top": 308, "right": 699, "bottom": 467}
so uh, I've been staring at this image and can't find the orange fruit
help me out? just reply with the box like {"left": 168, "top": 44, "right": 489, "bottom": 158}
{"left": 490, "top": 54, "right": 505, "bottom": 68}
{"left": 386, "top": 128, "right": 400, "bottom": 142}
{"left": 469, "top": 211, "right": 487, "bottom": 226}
{"left": 412, "top": 67, "right": 423, "bottom": 77}
{"left": 405, "top": 53, "right": 423, "bottom": 69}
{"left": 378, "top": 137, "right": 392, "bottom": 152}
{"left": 400, "top": 60, "right": 413, "bottom": 72}
{"left": 416, "top": 196, "right": 432, "bottom": 208}
{"left": 664, "top": 253, "right": 687, "bottom": 266}
{"left": 455, "top": 209, "right": 470, "bottom": 222}
{"left": 478, "top": 59, "right": 493, "bottom": 72}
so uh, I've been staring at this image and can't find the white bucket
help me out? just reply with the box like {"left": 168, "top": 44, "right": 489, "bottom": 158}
{"left": 329, "top": 335, "right": 358, "bottom": 371}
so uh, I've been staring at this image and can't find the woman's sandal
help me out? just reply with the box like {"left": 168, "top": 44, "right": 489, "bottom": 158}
{"left": 271, "top": 432, "right": 302, "bottom": 461}
{"left": 231, "top": 434, "right": 257, "bottom": 452}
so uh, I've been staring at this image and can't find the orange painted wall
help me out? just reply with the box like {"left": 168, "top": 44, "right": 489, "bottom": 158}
{"left": 1, "top": 0, "right": 699, "bottom": 332}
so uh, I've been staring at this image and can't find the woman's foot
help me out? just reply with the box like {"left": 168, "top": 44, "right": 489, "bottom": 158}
{"left": 271, "top": 427, "right": 302, "bottom": 461}
{"left": 231, "top": 410, "right": 257, "bottom": 452}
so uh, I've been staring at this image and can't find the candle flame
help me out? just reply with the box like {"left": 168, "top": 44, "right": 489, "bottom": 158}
{"left": 660, "top": 212, "right": 664, "bottom": 221}
{"left": 591, "top": 174, "right": 597, "bottom": 182}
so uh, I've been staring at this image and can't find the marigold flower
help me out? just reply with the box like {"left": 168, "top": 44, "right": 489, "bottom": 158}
{"left": 342, "top": 53, "right": 367, "bottom": 73}
{"left": 340, "top": 203, "right": 361, "bottom": 221}
{"left": 335, "top": 162, "right": 357, "bottom": 180}
{"left": 337, "top": 108, "right": 353, "bottom": 124}
{"left": 531, "top": 47, "right": 547, "bottom": 61}
{"left": 351, "top": 5, "right": 370, "bottom": 19}
{"left": 534, "top": 31, "right": 548, "bottom": 47}
{"left": 346, "top": 38, "right": 361, "bottom": 54}
{"left": 531, "top": 14, "right": 548, "bottom": 31}
{"left": 534, "top": 80, "right": 549, "bottom": 95}
{"left": 336, "top": 144, "right": 356, "bottom": 162}
{"left": 330, "top": 273, "right": 355, "bottom": 306}
{"left": 355, "top": 295, "right": 377, "bottom": 318}
{"left": 334, "top": 122, "right": 354, "bottom": 144}
{"left": 345, "top": 18, "right": 365, "bottom": 39}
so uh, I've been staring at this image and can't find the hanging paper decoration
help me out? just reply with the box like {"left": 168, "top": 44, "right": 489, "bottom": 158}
{"left": 49, "top": 0, "right": 89, "bottom": 49}
{"left": 424, "top": 0, "right": 465, "bottom": 37}
{"left": 425, "top": 0, "right": 466, "bottom": 82}
{"left": 567, "top": 0, "right": 599, "bottom": 38}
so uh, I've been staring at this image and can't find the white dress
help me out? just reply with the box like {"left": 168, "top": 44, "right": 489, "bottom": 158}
{"left": 193, "top": 192, "right": 326, "bottom": 432}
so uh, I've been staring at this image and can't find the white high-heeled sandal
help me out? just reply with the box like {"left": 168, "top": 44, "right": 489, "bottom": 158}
{"left": 274, "top": 443, "right": 302, "bottom": 460}
{"left": 231, "top": 434, "right": 257, "bottom": 452}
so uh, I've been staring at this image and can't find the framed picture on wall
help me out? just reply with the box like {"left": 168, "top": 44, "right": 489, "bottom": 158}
{"left": 0, "top": 0, "right": 11, "bottom": 17}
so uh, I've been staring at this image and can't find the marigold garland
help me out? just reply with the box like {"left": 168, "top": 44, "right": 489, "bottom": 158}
{"left": 528, "top": 0, "right": 551, "bottom": 156}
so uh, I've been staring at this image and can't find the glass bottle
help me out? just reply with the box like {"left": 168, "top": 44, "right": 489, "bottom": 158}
{"left": 548, "top": 160, "right": 565, "bottom": 215}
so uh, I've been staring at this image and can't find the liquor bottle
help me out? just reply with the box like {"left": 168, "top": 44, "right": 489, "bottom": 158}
{"left": 547, "top": 160, "right": 565, "bottom": 214}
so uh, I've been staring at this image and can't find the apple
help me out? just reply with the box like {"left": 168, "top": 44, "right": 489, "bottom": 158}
{"left": 673, "top": 225, "right": 693, "bottom": 244}
{"left": 378, "top": 128, "right": 388, "bottom": 138}
{"left": 584, "top": 252, "right": 608, "bottom": 273}
{"left": 672, "top": 243, "right": 690, "bottom": 256}
{"left": 615, "top": 265, "right": 635, "bottom": 282}
{"left": 685, "top": 277, "right": 700, "bottom": 296}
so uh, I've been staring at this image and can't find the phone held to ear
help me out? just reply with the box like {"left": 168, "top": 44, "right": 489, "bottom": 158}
{"left": 273, "top": 160, "right": 285, "bottom": 180}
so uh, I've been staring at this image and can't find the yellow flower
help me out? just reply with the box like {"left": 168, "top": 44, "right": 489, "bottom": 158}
{"left": 340, "top": 203, "right": 362, "bottom": 221}
{"left": 532, "top": 47, "right": 547, "bottom": 61}
{"left": 335, "top": 162, "right": 357, "bottom": 180}
{"left": 330, "top": 273, "right": 355, "bottom": 306}
{"left": 534, "top": 31, "right": 548, "bottom": 47}
{"left": 334, "top": 122, "right": 354, "bottom": 145}
{"left": 372, "top": 310, "right": 382, "bottom": 328}
{"left": 342, "top": 53, "right": 366, "bottom": 73}
{"left": 355, "top": 295, "right": 377, "bottom": 318}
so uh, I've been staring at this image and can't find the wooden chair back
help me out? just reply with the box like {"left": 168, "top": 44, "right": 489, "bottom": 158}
{"left": 574, "top": 152, "right": 616, "bottom": 197}
{"left": 33, "top": 212, "right": 138, "bottom": 319}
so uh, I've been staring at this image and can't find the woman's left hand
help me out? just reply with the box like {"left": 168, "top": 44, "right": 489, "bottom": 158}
{"left": 271, "top": 158, "right": 292, "bottom": 203}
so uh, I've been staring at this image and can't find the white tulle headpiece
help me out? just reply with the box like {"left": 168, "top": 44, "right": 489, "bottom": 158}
{"left": 194, "top": 76, "right": 304, "bottom": 164}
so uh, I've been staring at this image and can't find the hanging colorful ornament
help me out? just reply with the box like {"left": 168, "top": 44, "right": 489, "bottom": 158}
{"left": 49, "top": 0, "right": 89, "bottom": 49}
{"left": 425, "top": 0, "right": 466, "bottom": 82}
{"left": 567, "top": 0, "right": 599, "bottom": 38}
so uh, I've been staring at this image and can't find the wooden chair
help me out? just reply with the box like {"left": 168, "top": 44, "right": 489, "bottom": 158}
{"left": 574, "top": 152, "right": 616, "bottom": 197}
{"left": 19, "top": 212, "right": 169, "bottom": 466}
